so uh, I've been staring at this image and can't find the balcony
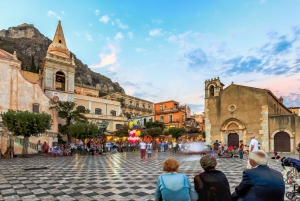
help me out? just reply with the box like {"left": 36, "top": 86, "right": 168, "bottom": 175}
{"left": 155, "top": 107, "right": 184, "bottom": 115}
{"left": 85, "top": 113, "right": 127, "bottom": 122}
{"left": 166, "top": 119, "right": 180, "bottom": 124}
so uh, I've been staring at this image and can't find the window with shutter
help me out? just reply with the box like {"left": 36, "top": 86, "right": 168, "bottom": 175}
{"left": 95, "top": 108, "right": 102, "bottom": 115}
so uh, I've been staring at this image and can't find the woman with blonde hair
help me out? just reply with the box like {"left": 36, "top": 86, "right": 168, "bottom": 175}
{"left": 194, "top": 155, "right": 231, "bottom": 201}
{"left": 154, "top": 158, "right": 198, "bottom": 201}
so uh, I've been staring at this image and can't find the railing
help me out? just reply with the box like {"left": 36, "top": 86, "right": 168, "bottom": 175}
{"left": 15, "top": 137, "right": 38, "bottom": 151}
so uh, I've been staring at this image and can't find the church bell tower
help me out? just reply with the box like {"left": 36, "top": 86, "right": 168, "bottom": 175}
{"left": 41, "top": 21, "right": 76, "bottom": 101}
{"left": 204, "top": 77, "right": 224, "bottom": 98}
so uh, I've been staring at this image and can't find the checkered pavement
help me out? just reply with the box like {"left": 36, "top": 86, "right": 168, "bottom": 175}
{"left": 0, "top": 151, "right": 297, "bottom": 200}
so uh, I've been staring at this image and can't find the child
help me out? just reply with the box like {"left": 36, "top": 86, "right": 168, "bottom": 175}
{"left": 209, "top": 148, "right": 213, "bottom": 156}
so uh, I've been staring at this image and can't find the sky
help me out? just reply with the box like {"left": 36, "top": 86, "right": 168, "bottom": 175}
{"left": 1, "top": 0, "right": 300, "bottom": 114}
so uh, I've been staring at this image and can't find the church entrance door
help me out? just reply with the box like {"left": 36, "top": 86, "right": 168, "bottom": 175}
{"left": 274, "top": 132, "right": 290, "bottom": 152}
{"left": 228, "top": 133, "right": 239, "bottom": 147}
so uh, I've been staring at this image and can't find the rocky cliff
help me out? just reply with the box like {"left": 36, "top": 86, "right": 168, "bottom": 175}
{"left": 0, "top": 23, "right": 125, "bottom": 94}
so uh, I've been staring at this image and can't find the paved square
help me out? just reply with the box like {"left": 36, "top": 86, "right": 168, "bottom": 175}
{"left": 0, "top": 151, "right": 296, "bottom": 200}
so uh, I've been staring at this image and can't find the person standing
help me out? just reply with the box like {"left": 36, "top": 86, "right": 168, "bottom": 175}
{"left": 238, "top": 140, "right": 244, "bottom": 159}
{"left": 37, "top": 140, "right": 42, "bottom": 154}
{"left": 232, "top": 150, "right": 285, "bottom": 201}
{"left": 246, "top": 136, "right": 259, "bottom": 169}
{"left": 213, "top": 140, "right": 220, "bottom": 157}
{"left": 147, "top": 141, "right": 153, "bottom": 158}
{"left": 173, "top": 141, "right": 178, "bottom": 153}
{"left": 139, "top": 139, "right": 147, "bottom": 160}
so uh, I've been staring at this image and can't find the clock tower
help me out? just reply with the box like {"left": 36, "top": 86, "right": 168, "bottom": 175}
{"left": 41, "top": 21, "right": 76, "bottom": 101}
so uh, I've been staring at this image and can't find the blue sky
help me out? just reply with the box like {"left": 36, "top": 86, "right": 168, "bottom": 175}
{"left": 1, "top": 0, "right": 300, "bottom": 113}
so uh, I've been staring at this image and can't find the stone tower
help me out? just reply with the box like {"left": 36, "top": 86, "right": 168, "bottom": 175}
{"left": 41, "top": 21, "right": 76, "bottom": 101}
{"left": 204, "top": 77, "right": 224, "bottom": 144}
{"left": 204, "top": 77, "right": 224, "bottom": 98}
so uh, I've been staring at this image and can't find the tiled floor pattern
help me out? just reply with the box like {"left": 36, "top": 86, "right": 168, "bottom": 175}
{"left": 0, "top": 151, "right": 297, "bottom": 200}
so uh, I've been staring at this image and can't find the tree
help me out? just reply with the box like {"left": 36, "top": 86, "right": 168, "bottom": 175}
{"left": 0, "top": 110, "right": 52, "bottom": 157}
{"left": 145, "top": 121, "right": 164, "bottom": 129}
{"left": 164, "top": 127, "right": 186, "bottom": 140}
{"left": 145, "top": 127, "right": 163, "bottom": 138}
{"left": 29, "top": 55, "right": 37, "bottom": 73}
{"left": 202, "top": 131, "right": 206, "bottom": 139}
{"left": 115, "top": 124, "right": 129, "bottom": 137}
{"left": 49, "top": 100, "right": 88, "bottom": 141}
{"left": 68, "top": 121, "right": 99, "bottom": 140}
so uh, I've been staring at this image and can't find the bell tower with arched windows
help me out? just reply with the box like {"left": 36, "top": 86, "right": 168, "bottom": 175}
{"left": 41, "top": 21, "right": 76, "bottom": 101}
{"left": 204, "top": 77, "right": 224, "bottom": 98}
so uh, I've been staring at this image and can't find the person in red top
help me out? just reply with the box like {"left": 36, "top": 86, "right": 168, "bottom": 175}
{"left": 238, "top": 140, "right": 244, "bottom": 159}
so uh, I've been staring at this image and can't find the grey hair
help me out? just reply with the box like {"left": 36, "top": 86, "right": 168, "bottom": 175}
{"left": 249, "top": 150, "right": 268, "bottom": 165}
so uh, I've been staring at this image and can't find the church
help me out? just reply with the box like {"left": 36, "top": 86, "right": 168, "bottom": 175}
{"left": 204, "top": 77, "right": 300, "bottom": 153}
{"left": 0, "top": 21, "right": 127, "bottom": 154}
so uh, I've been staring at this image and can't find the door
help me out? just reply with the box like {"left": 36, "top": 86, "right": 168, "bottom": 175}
{"left": 228, "top": 133, "right": 239, "bottom": 147}
{"left": 274, "top": 132, "right": 290, "bottom": 152}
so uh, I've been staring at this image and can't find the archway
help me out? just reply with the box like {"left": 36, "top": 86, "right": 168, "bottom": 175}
{"left": 228, "top": 133, "right": 239, "bottom": 147}
{"left": 274, "top": 132, "right": 290, "bottom": 152}
{"left": 55, "top": 71, "right": 65, "bottom": 91}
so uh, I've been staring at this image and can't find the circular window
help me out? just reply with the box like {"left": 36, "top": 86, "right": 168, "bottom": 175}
{"left": 228, "top": 104, "right": 236, "bottom": 112}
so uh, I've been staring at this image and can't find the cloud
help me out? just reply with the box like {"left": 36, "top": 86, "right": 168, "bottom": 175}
{"left": 149, "top": 28, "right": 163, "bottom": 36}
{"left": 47, "top": 11, "right": 61, "bottom": 19}
{"left": 89, "top": 23, "right": 93, "bottom": 26}
{"left": 115, "top": 19, "right": 129, "bottom": 29}
{"left": 84, "top": 31, "right": 92, "bottom": 41}
{"left": 259, "top": 0, "right": 267, "bottom": 4}
{"left": 61, "top": 11, "right": 65, "bottom": 14}
{"left": 95, "top": 9, "right": 100, "bottom": 16}
{"left": 99, "top": 15, "right": 110, "bottom": 23}
{"left": 168, "top": 35, "right": 177, "bottom": 43}
{"left": 272, "top": 36, "right": 293, "bottom": 54}
{"left": 136, "top": 48, "right": 144, "bottom": 53}
{"left": 145, "top": 38, "right": 151, "bottom": 42}
{"left": 132, "top": 91, "right": 158, "bottom": 99}
{"left": 184, "top": 49, "right": 208, "bottom": 68}
{"left": 127, "top": 32, "right": 134, "bottom": 39}
{"left": 122, "top": 81, "right": 139, "bottom": 87}
{"left": 75, "top": 31, "right": 92, "bottom": 41}
{"left": 151, "top": 19, "right": 163, "bottom": 24}
{"left": 114, "top": 32, "right": 124, "bottom": 40}
{"left": 90, "top": 44, "right": 118, "bottom": 68}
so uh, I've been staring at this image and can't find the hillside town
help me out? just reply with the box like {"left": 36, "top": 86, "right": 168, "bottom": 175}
{"left": 0, "top": 19, "right": 300, "bottom": 201}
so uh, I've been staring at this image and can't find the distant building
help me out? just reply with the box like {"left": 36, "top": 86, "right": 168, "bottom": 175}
{"left": 154, "top": 100, "right": 189, "bottom": 129}
{"left": 204, "top": 77, "right": 300, "bottom": 153}
{"left": 101, "top": 92, "right": 154, "bottom": 118}
{"left": 289, "top": 107, "right": 300, "bottom": 116}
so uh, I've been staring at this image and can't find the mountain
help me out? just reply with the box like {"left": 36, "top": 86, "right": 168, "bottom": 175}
{"left": 0, "top": 23, "right": 125, "bottom": 94}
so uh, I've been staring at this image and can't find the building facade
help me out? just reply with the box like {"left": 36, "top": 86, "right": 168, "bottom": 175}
{"left": 101, "top": 92, "right": 154, "bottom": 118}
{"left": 154, "top": 100, "right": 189, "bottom": 129}
{"left": 0, "top": 49, "right": 58, "bottom": 154}
{"left": 204, "top": 77, "right": 300, "bottom": 153}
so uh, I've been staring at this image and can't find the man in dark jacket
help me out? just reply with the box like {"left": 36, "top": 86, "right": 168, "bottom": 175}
{"left": 231, "top": 150, "right": 284, "bottom": 201}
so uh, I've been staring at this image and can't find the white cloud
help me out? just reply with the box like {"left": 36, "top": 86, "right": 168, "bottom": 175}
{"left": 111, "top": 21, "right": 115, "bottom": 26}
{"left": 127, "top": 32, "right": 134, "bottom": 39}
{"left": 99, "top": 15, "right": 110, "bottom": 23}
{"left": 95, "top": 9, "right": 100, "bottom": 15}
{"left": 259, "top": 0, "right": 266, "bottom": 3}
{"left": 84, "top": 31, "right": 92, "bottom": 41}
{"left": 75, "top": 31, "right": 92, "bottom": 41}
{"left": 47, "top": 11, "right": 61, "bottom": 19}
{"left": 136, "top": 48, "right": 144, "bottom": 52}
{"left": 90, "top": 44, "right": 118, "bottom": 68}
{"left": 61, "top": 11, "right": 65, "bottom": 14}
{"left": 115, "top": 19, "right": 129, "bottom": 29}
{"left": 145, "top": 38, "right": 151, "bottom": 42}
{"left": 152, "top": 19, "right": 163, "bottom": 24}
{"left": 114, "top": 32, "right": 124, "bottom": 40}
{"left": 89, "top": 23, "right": 93, "bottom": 26}
{"left": 168, "top": 35, "right": 177, "bottom": 43}
{"left": 149, "top": 28, "right": 163, "bottom": 36}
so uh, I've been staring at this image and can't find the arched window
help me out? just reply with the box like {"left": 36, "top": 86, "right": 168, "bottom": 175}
{"left": 95, "top": 108, "right": 102, "bottom": 115}
{"left": 111, "top": 110, "right": 116, "bottom": 116}
{"left": 209, "top": 85, "right": 214, "bottom": 96}
{"left": 55, "top": 71, "right": 66, "bottom": 91}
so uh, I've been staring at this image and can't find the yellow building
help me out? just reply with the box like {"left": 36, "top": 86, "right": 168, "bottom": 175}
{"left": 74, "top": 94, "right": 127, "bottom": 133}
{"left": 101, "top": 92, "right": 154, "bottom": 118}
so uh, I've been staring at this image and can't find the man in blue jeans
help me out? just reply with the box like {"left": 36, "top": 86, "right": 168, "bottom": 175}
{"left": 238, "top": 140, "right": 244, "bottom": 159}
